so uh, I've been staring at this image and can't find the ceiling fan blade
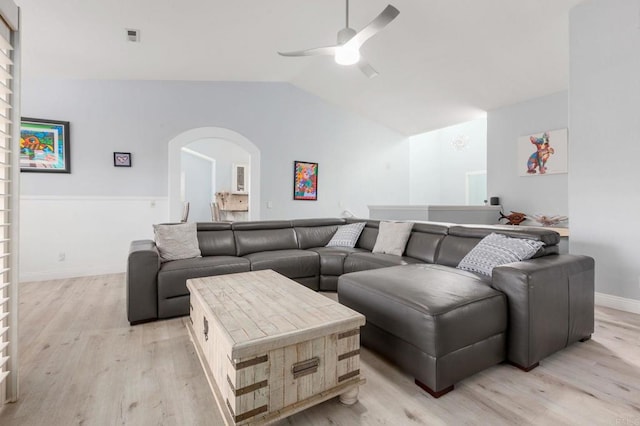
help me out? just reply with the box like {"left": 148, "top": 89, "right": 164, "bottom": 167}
{"left": 343, "top": 5, "right": 399, "bottom": 50}
{"left": 278, "top": 46, "right": 337, "bottom": 57}
{"left": 358, "top": 60, "right": 379, "bottom": 79}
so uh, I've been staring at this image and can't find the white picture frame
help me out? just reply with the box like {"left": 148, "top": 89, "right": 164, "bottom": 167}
{"left": 232, "top": 164, "right": 249, "bottom": 193}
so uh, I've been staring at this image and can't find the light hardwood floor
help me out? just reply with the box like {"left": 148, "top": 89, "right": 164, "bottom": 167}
{"left": 1, "top": 274, "right": 639, "bottom": 425}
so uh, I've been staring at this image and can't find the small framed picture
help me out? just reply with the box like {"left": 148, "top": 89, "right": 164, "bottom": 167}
{"left": 114, "top": 152, "right": 132, "bottom": 167}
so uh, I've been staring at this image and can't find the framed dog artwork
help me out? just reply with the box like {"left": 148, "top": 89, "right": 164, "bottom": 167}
{"left": 517, "top": 129, "right": 568, "bottom": 176}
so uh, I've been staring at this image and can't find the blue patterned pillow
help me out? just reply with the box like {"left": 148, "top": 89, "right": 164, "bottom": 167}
{"left": 326, "top": 222, "right": 366, "bottom": 248}
{"left": 457, "top": 233, "right": 545, "bottom": 277}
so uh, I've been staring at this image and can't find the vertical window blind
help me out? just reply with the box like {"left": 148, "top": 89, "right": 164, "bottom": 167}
{"left": 0, "top": 1, "right": 19, "bottom": 405}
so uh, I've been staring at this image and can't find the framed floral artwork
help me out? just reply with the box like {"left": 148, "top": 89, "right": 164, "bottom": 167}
{"left": 293, "top": 161, "right": 318, "bottom": 201}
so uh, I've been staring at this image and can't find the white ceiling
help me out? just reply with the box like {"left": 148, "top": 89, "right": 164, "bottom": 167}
{"left": 14, "top": 0, "right": 584, "bottom": 136}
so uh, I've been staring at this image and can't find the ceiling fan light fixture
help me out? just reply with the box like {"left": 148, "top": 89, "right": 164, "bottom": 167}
{"left": 335, "top": 45, "right": 360, "bottom": 65}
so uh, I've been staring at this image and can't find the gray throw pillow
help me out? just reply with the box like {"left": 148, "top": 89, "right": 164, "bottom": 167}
{"left": 153, "top": 222, "right": 201, "bottom": 262}
{"left": 372, "top": 221, "right": 414, "bottom": 256}
{"left": 326, "top": 222, "right": 366, "bottom": 248}
{"left": 457, "top": 232, "right": 545, "bottom": 277}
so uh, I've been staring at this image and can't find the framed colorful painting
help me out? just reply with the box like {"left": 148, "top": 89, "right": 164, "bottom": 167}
{"left": 517, "top": 128, "right": 568, "bottom": 176}
{"left": 293, "top": 161, "right": 318, "bottom": 201}
{"left": 20, "top": 117, "right": 71, "bottom": 173}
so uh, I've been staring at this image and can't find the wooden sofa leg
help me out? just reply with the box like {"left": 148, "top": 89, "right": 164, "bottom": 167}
{"left": 415, "top": 379, "right": 454, "bottom": 398}
{"left": 509, "top": 361, "right": 539, "bottom": 372}
{"left": 579, "top": 335, "right": 592, "bottom": 342}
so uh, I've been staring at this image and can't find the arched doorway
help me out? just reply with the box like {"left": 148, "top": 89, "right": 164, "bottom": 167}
{"left": 168, "top": 127, "right": 260, "bottom": 221}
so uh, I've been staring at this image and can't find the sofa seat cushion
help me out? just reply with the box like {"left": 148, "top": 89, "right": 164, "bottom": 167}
{"left": 158, "top": 256, "right": 250, "bottom": 300}
{"left": 307, "top": 247, "right": 367, "bottom": 276}
{"left": 338, "top": 264, "right": 506, "bottom": 357}
{"left": 244, "top": 249, "right": 319, "bottom": 278}
{"left": 343, "top": 252, "right": 423, "bottom": 273}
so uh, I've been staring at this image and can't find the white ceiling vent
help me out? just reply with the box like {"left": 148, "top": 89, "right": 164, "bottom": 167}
{"left": 126, "top": 29, "right": 140, "bottom": 42}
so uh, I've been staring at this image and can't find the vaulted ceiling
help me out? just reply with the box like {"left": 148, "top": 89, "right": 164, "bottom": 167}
{"left": 15, "top": 0, "right": 583, "bottom": 135}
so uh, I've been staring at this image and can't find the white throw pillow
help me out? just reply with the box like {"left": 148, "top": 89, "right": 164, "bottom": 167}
{"left": 372, "top": 221, "right": 414, "bottom": 256}
{"left": 326, "top": 222, "right": 366, "bottom": 248}
{"left": 457, "top": 232, "right": 545, "bottom": 277}
{"left": 153, "top": 222, "right": 201, "bottom": 262}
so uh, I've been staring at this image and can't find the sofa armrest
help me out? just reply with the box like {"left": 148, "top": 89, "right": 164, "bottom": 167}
{"left": 127, "top": 240, "right": 161, "bottom": 324}
{"left": 492, "top": 254, "right": 595, "bottom": 369}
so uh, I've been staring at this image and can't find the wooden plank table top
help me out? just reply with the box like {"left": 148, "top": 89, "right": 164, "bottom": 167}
{"left": 187, "top": 270, "right": 366, "bottom": 360}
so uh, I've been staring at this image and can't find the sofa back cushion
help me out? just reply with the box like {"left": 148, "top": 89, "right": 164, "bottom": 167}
{"left": 346, "top": 219, "right": 379, "bottom": 251}
{"left": 405, "top": 222, "right": 449, "bottom": 263}
{"left": 296, "top": 225, "right": 340, "bottom": 249}
{"left": 196, "top": 223, "right": 236, "bottom": 256}
{"left": 233, "top": 221, "right": 298, "bottom": 256}
{"left": 435, "top": 236, "right": 482, "bottom": 267}
{"left": 293, "top": 218, "right": 345, "bottom": 249}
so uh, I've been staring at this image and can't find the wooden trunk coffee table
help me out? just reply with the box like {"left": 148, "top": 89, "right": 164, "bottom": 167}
{"left": 186, "top": 270, "right": 366, "bottom": 425}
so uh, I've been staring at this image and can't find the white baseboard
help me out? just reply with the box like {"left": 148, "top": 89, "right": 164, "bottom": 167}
{"left": 20, "top": 264, "right": 125, "bottom": 283}
{"left": 595, "top": 292, "right": 640, "bottom": 315}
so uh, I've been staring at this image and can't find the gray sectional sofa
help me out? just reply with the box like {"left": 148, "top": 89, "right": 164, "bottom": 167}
{"left": 126, "top": 218, "right": 595, "bottom": 397}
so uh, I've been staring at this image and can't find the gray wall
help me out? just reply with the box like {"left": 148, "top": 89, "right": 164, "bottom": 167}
{"left": 569, "top": 0, "right": 640, "bottom": 301}
{"left": 487, "top": 91, "right": 569, "bottom": 223}
{"left": 21, "top": 79, "right": 411, "bottom": 218}
{"left": 410, "top": 118, "right": 487, "bottom": 205}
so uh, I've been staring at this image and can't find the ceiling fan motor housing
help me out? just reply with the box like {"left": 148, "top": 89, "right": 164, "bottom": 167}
{"left": 337, "top": 27, "right": 357, "bottom": 45}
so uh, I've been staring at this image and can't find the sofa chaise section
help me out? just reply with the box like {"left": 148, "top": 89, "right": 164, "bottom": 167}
{"left": 337, "top": 223, "right": 594, "bottom": 396}
{"left": 338, "top": 264, "right": 506, "bottom": 397}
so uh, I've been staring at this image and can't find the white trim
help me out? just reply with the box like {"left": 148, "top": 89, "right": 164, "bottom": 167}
{"left": 368, "top": 205, "right": 502, "bottom": 211}
{"left": 6, "top": 6, "right": 18, "bottom": 402}
{"left": 368, "top": 205, "right": 428, "bottom": 210}
{"left": 595, "top": 292, "right": 640, "bottom": 315}
{"left": 20, "top": 264, "right": 125, "bottom": 283}
{"left": 20, "top": 195, "right": 168, "bottom": 202}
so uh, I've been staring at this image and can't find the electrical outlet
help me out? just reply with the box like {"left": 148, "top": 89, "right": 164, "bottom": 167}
{"left": 267, "top": 201, "right": 273, "bottom": 209}
{"left": 58, "top": 252, "right": 66, "bottom": 262}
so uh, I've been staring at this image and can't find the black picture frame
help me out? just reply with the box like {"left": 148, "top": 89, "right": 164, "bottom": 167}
{"left": 113, "top": 152, "right": 132, "bottom": 167}
{"left": 20, "top": 117, "right": 71, "bottom": 173}
{"left": 293, "top": 161, "right": 318, "bottom": 201}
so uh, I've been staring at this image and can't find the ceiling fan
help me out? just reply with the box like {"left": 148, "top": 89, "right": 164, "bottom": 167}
{"left": 278, "top": 0, "right": 400, "bottom": 78}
